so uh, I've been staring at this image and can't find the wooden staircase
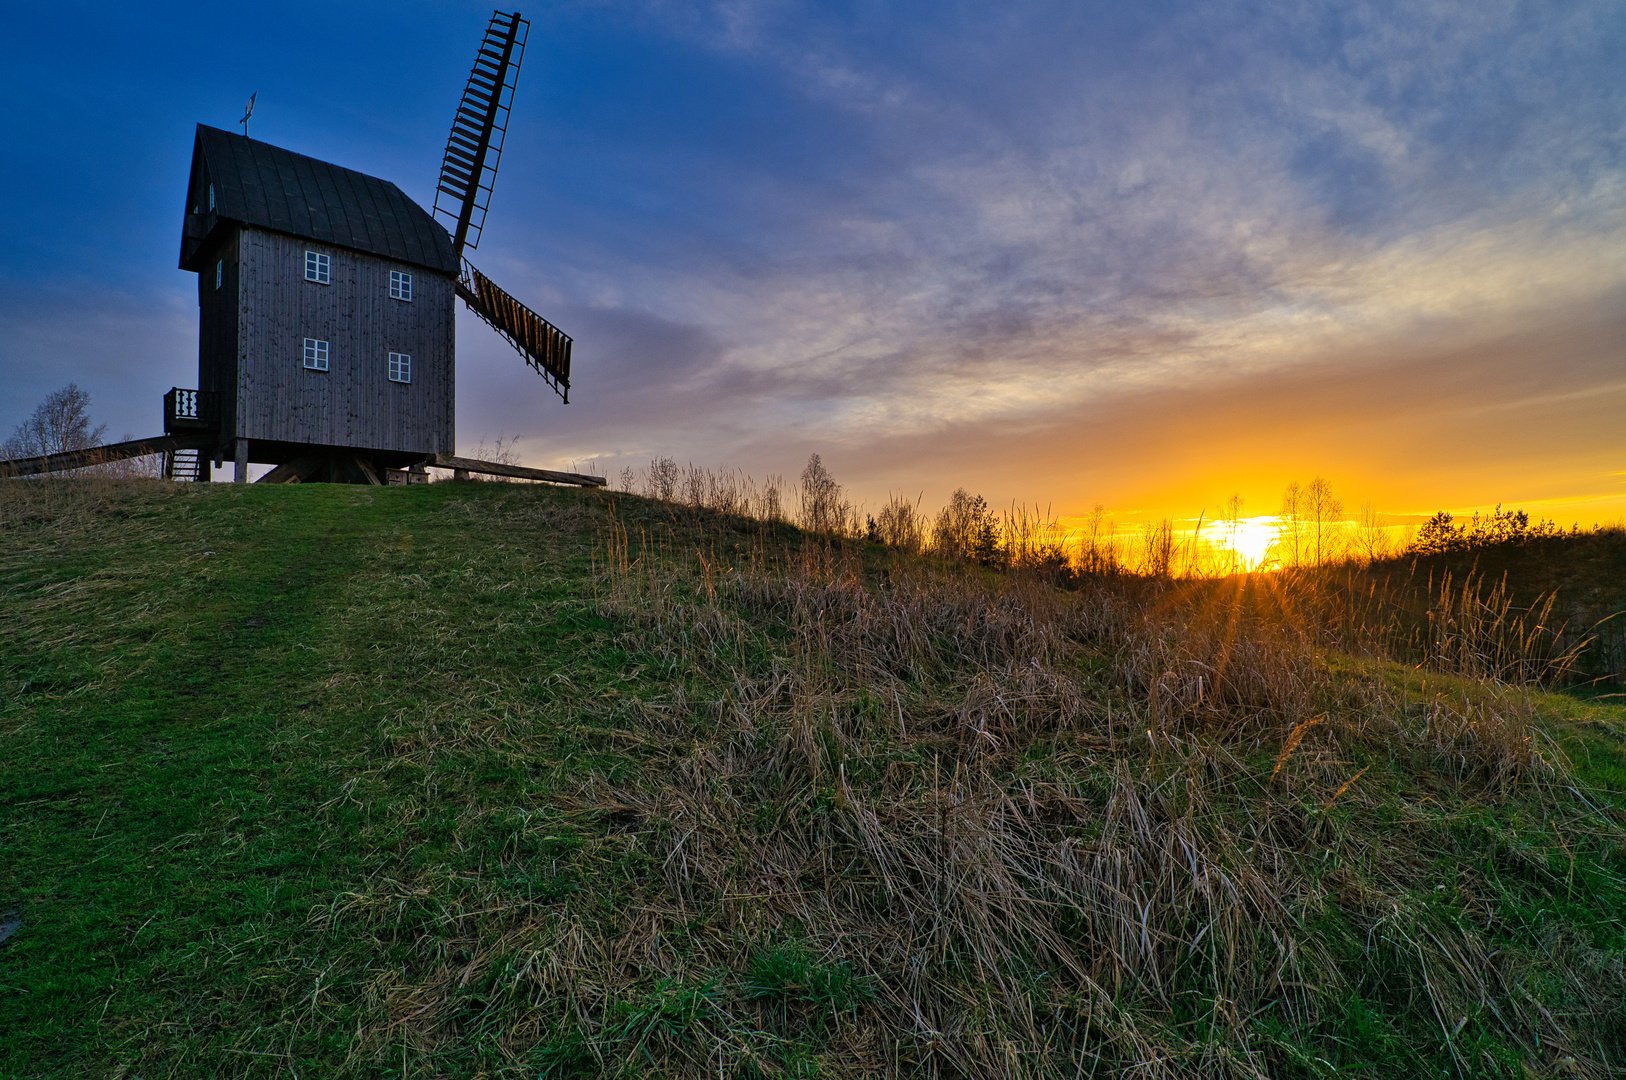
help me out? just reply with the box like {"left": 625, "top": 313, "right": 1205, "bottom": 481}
{"left": 165, "top": 448, "right": 206, "bottom": 482}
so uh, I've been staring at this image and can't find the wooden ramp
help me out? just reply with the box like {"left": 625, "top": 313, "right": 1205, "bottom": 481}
{"left": 0, "top": 435, "right": 215, "bottom": 479}
{"left": 2, "top": 439, "right": 605, "bottom": 488}
{"left": 425, "top": 454, "right": 604, "bottom": 487}
{"left": 252, "top": 453, "right": 605, "bottom": 487}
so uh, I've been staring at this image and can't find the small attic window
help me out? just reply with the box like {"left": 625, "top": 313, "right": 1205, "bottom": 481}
{"left": 208, "top": 183, "right": 215, "bottom": 212}
{"left": 305, "top": 250, "right": 331, "bottom": 285}
{"left": 215, "top": 260, "right": 223, "bottom": 290}
{"left": 389, "top": 270, "right": 413, "bottom": 302}
{"left": 303, "top": 338, "right": 330, "bottom": 371}
{"left": 388, "top": 352, "right": 412, "bottom": 384}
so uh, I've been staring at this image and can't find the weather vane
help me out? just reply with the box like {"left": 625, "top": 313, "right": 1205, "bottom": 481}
{"left": 239, "top": 92, "right": 257, "bottom": 137}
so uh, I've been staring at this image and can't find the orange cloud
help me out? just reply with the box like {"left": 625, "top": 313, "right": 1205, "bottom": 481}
{"left": 830, "top": 292, "right": 1626, "bottom": 526}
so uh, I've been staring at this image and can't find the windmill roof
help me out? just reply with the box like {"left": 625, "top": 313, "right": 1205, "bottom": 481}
{"left": 180, "top": 125, "right": 458, "bottom": 275}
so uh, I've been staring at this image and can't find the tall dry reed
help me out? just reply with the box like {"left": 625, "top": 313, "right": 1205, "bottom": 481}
{"left": 497, "top": 505, "right": 1626, "bottom": 1079}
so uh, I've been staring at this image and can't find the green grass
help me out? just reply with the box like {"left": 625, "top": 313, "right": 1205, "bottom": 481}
{"left": 3, "top": 478, "right": 1624, "bottom": 1078}
{"left": 2, "top": 481, "right": 629, "bottom": 1076}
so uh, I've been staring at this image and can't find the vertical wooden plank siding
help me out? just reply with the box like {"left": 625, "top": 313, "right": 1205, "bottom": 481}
{"left": 196, "top": 226, "right": 241, "bottom": 444}
{"left": 233, "top": 228, "right": 455, "bottom": 454}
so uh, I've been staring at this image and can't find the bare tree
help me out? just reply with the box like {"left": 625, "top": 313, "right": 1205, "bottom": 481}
{"left": 645, "top": 457, "right": 679, "bottom": 502}
{"left": 798, "top": 454, "right": 847, "bottom": 535}
{"left": 1276, "top": 481, "right": 1303, "bottom": 567}
{"left": 1303, "top": 476, "right": 1344, "bottom": 567}
{"left": 1353, "top": 502, "right": 1389, "bottom": 564}
{"left": 757, "top": 476, "right": 784, "bottom": 522}
{"left": 4, "top": 383, "right": 107, "bottom": 459}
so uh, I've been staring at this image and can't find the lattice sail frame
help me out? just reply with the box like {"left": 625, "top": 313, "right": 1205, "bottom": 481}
{"left": 458, "top": 261, "right": 573, "bottom": 402}
{"left": 433, "top": 10, "right": 529, "bottom": 258}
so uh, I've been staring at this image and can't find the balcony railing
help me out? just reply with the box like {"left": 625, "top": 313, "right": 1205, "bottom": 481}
{"left": 163, "top": 388, "right": 222, "bottom": 433}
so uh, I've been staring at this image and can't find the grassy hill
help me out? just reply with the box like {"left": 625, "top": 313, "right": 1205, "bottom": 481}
{"left": 3, "top": 478, "right": 1624, "bottom": 1079}
{"left": 1369, "top": 531, "right": 1626, "bottom": 688}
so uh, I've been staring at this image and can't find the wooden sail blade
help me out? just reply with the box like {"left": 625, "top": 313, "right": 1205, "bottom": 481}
{"left": 432, "top": 10, "right": 528, "bottom": 259}
{"left": 458, "top": 262, "right": 572, "bottom": 402}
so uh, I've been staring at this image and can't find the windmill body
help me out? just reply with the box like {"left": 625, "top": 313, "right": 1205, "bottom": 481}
{"left": 0, "top": 8, "right": 602, "bottom": 487}
{"left": 179, "top": 127, "right": 460, "bottom": 481}
{"left": 0, "top": 10, "right": 593, "bottom": 485}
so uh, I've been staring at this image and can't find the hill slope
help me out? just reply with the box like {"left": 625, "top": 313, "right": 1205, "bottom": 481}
{"left": 1374, "top": 531, "right": 1626, "bottom": 686}
{"left": 2, "top": 480, "right": 1624, "bottom": 1079}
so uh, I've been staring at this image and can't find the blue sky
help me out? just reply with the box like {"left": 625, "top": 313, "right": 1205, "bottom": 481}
{"left": 2, "top": 0, "right": 1623, "bottom": 521}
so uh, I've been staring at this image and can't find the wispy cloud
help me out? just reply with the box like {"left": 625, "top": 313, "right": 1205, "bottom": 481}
{"left": 498, "top": 0, "right": 1626, "bottom": 514}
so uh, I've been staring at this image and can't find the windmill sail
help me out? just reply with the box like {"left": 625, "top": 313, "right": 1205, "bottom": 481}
{"left": 438, "top": 11, "right": 573, "bottom": 405}
{"left": 458, "top": 262, "right": 573, "bottom": 402}
{"left": 434, "top": 10, "right": 528, "bottom": 258}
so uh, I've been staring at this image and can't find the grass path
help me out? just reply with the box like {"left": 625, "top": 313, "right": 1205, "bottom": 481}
{"left": 2, "top": 483, "right": 616, "bottom": 1076}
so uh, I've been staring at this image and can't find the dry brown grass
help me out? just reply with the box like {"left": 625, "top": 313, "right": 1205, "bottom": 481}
{"left": 398, "top": 505, "right": 1624, "bottom": 1079}
{"left": 0, "top": 473, "right": 180, "bottom": 541}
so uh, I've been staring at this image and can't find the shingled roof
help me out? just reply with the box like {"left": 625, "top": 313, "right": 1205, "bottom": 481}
{"left": 179, "top": 125, "right": 458, "bottom": 275}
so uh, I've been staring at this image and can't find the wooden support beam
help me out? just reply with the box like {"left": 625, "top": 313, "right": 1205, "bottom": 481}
{"left": 255, "top": 455, "right": 381, "bottom": 485}
{"left": 256, "top": 458, "right": 320, "bottom": 484}
{"left": 0, "top": 435, "right": 213, "bottom": 478}
{"left": 425, "top": 454, "right": 605, "bottom": 487}
{"left": 347, "top": 456, "right": 383, "bottom": 486}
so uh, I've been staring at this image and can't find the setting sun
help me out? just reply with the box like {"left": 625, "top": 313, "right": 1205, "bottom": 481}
{"left": 1208, "top": 517, "right": 1280, "bottom": 570}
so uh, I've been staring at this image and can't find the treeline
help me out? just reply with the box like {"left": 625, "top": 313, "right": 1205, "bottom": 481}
{"left": 619, "top": 454, "right": 1088, "bottom": 575}
{"left": 1242, "top": 479, "right": 1580, "bottom": 569}
{"left": 617, "top": 454, "right": 1173, "bottom": 579}
{"left": 616, "top": 457, "right": 1618, "bottom": 584}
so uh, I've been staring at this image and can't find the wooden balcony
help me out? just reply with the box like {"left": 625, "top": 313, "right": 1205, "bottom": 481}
{"left": 163, "top": 388, "right": 222, "bottom": 435}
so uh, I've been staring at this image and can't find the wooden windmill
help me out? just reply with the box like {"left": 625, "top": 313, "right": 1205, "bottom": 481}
{"left": 1, "top": 10, "right": 601, "bottom": 486}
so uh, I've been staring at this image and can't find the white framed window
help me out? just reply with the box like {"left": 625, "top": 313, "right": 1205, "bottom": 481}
{"left": 303, "top": 338, "right": 330, "bottom": 371}
{"left": 389, "top": 270, "right": 413, "bottom": 301}
{"left": 388, "top": 352, "right": 412, "bottom": 384}
{"left": 208, "top": 183, "right": 215, "bottom": 212}
{"left": 215, "top": 260, "right": 223, "bottom": 290}
{"left": 304, "top": 250, "right": 331, "bottom": 284}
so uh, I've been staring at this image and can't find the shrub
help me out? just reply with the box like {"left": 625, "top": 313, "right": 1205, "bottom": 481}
{"left": 931, "top": 488, "right": 1001, "bottom": 565}
{"left": 1405, "top": 506, "right": 1563, "bottom": 557}
{"left": 875, "top": 494, "right": 925, "bottom": 554}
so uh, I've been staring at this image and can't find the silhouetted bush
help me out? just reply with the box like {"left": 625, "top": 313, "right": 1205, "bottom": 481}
{"left": 1405, "top": 505, "right": 1564, "bottom": 556}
